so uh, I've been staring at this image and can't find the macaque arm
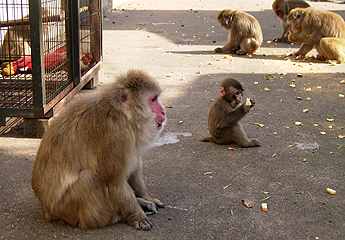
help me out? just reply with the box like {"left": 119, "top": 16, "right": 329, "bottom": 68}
{"left": 128, "top": 162, "right": 164, "bottom": 209}
{"left": 216, "top": 38, "right": 240, "bottom": 53}
{"left": 219, "top": 104, "right": 247, "bottom": 127}
{"left": 289, "top": 31, "right": 321, "bottom": 44}
{"left": 291, "top": 43, "right": 314, "bottom": 56}
{"left": 109, "top": 180, "right": 152, "bottom": 230}
{"left": 275, "top": 21, "right": 290, "bottom": 41}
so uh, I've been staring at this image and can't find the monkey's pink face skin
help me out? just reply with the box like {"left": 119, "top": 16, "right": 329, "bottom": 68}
{"left": 277, "top": 10, "right": 284, "bottom": 19}
{"left": 235, "top": 91, "right": 243, "bottom": 104}
{"left": 230, "top": 90, "right": 243, "bottom": 108}
{"left": 149, "top": 95, "right": 166, "bottom": 129}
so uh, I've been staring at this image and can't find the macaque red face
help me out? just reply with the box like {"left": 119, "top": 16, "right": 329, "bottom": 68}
{"left": 233, "top": 88, "right": 243, "bottom": 104}
{"left": 149, "top": 94, "right": 166, "bottom": 129}
{"left": 219, "top": 79, "right": 244, "bottom": 109}
{"left": 276, "top": 10, "right": 284, "bottom": 19}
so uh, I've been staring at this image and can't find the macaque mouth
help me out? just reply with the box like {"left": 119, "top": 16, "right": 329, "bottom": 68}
{"left": 157, "top": 122, "right": 163, "bottom": 129}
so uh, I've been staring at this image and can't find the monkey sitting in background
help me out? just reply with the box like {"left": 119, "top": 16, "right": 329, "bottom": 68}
{"left": 272, "top": 0, "right": 310, "bottom": 42}
{"left": 201, "top": 78, "right": 260, "bottom": 148}
{"left": 287, "top": 7, "right": 345, "bottom": 63}
{"left": 1, "top": 8, "right": 51, "bottom": 61}
{"left": 214, "top": 9, "right": 263, "bottom": 55}
{"left": 31, "top": 69, "right": 166, "bottom": 230}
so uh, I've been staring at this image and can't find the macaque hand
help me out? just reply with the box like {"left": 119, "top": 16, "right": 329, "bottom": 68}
{"left": 244, "top": 104, "right": 251, "bottom": 113}
{"left": 249, "top": 98, "right": 255, "bottom": 108}
{"left": 137, "top": 197, "right": 164, "bottom": 213}
{"left": 245, "top": 98, "right": 255, "bottom": 108}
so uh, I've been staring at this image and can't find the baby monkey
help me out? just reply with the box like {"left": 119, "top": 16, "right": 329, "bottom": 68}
{"left": 202, "top": 78, "right": 260, "bottom": 148}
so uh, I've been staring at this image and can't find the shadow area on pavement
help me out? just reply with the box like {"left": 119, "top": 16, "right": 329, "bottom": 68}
{"left": 1, "top": 71, "right": 345, "bottom": 239}
{"left": 162, "top": 49, "right": 335, "bottom": 63}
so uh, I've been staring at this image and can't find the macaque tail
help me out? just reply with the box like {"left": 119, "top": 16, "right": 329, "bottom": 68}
{"left": 200, "top": 137, "right": 215, "bottom": 142}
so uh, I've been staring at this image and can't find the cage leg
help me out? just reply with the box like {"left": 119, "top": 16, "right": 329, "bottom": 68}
{"left": 83, "top": 71, "right": 100, "bottom": 90}
{"left": 0, "top": 117, "right": 6, "bottom": 126}
{"left": 23, "top": 118, "right": 48, "bottom": 138}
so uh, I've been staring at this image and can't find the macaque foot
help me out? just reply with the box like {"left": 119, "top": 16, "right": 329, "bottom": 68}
{"left": 317, "top": 55, "right": 326, "bottom": 60}
{"left": 249, "top": 138, "right": 260, "bottom": 147}
{"left": 135, "top": 218, "right": 153, "bottom": 231}
{"left": 133, "top": 218, "right": 153, "bottom": 231}
{"left": 328, "top": 59, "right": 340, "bottom": 64}
{"left": 214, "top": 47, "right": 223, "bottom": 53}
{"left": 273, "top": 37, "right": 288, "bottom": 42}
{"left": 125, "top": 212, "right": 153, "bottom": 231}
{"left": 236, "top": 50, "right": 247, "bottom": 55}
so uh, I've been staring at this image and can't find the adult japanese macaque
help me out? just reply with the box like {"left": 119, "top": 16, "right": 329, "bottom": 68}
{"left": 272, "top": 0, "right": 310, "bottom": 42}
{"left": 214, "top": 9, "right": 263, "bottom": 55}
{"left": 201, "top": 78, "right": 260, "bottom": 148}
{"left": 31, "top": 70, "right": 166, "bottom": 230}
{"left": 1, "top": 8, "right": 51, "bottom": 61}
{"left": 287, "top": 7, "right": 345, "bottom": 63}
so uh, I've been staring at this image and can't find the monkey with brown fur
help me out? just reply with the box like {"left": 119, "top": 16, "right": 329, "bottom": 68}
{"left": 214, "top": 9, "right": 263, "bottom": 55}
{"left": 1, "top": 8, "right": 51, "bottom": 61}
{"left": 201, "top": 78, "right": 260, "bottom": 148}
{"left": 272, "top": 0, "right": 310, "bottom": 42}
{"left": 31, "top": 70, "right": 166, "bottom": 230}
{"left": 287, "top": 7, "right": 345, "bottom": 63}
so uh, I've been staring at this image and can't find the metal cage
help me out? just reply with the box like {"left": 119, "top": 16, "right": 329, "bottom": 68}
{"left": 0, "top": 0, "right": 102, "bottom": 125}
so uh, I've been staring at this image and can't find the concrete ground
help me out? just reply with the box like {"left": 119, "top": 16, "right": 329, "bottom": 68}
{"left": 1, "top": 0, "right": 345, "bottom": 239}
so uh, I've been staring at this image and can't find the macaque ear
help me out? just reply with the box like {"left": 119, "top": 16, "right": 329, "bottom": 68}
{"left": 118, "top": 90, "right": 129, "bottom": 103}
{"left": 219, "top": 86, "right": 226, "bottom": 97}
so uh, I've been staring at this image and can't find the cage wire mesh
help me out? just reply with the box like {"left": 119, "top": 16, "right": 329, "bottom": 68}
{"left": 0, "top": 0, "right": 32, "bottom": 109}
{"left": 0, "top": 0, "right": 100, "bottom": 114}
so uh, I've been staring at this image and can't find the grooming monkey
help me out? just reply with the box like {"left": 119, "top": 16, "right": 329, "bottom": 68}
{"left": 202, "top": 78, "right": 260, "bottom": 148}
{"left": 31, "top": 70, "right": 166, "bottom": 230}
{"left": 272, "top": 0, "right": 310, "bottom": 42}
{"left": 287, "top": 7, "right": 345, "bottom": 63}
{"left": 1, "top": 8, "right": 51, "bottom": 61}
{"left": 214, "top": 9, "right": 263, "bottom": 55}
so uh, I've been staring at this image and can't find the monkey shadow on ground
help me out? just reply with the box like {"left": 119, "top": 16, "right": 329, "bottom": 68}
{"left": 164, "top": 49, "right": 333, "bottom": 64}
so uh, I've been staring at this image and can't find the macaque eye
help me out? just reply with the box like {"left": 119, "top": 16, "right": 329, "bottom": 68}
{"left": 234, "top": 90, "right": 243, "bottom": 96}
{"left": 151, "top": 96, "right": 158, "bottom": 102}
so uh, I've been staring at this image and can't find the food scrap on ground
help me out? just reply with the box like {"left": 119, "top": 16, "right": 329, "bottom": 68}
{"left": 241, "top": 200, "right": 252, "bottom": 208}
{"left": 262, "top": 203, "right": 268, "bottom": 212}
